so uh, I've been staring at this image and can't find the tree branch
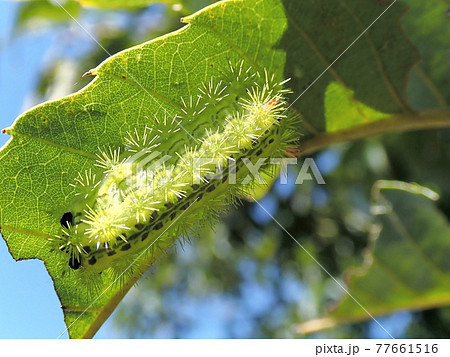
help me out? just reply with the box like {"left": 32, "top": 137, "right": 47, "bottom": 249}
{"left": 299, "top": 109, "right": 450, "bottom": 156}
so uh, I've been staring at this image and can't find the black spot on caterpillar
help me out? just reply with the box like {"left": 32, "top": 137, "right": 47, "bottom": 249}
{"left": 120, "top": 243, "right": 131, "bottom": 251}
{"left": 60, "top": 212, "right": 74, "bottom": 229}
{"left": 69, "top": 257, "right": 81, "bottom": 270}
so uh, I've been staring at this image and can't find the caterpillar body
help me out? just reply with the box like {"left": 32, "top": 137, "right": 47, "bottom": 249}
{"left": 52, "top": 63, "right": 300, "bottom": 273}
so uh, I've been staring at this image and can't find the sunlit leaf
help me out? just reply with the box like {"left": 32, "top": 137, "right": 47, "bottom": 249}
{"left": 325, "top": 82, "right": 390, "bottom": 132}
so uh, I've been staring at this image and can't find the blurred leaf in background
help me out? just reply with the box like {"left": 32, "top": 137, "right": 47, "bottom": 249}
{"left": 1, "top": 0, "right": 448, "bottom": 338}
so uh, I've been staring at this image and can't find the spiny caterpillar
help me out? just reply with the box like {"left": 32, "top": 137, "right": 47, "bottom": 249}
{"left": 51, "top": 62, "right": 300, "bottom": 273}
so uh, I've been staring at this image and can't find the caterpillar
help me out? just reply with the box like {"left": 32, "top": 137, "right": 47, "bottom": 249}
{"left": 51, "top": 62, "right": 300, "bottom": 273}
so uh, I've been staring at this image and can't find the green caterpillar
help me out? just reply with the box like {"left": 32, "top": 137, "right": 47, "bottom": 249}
{"left": 51, "top": 63, "right": 300, "bottom": 272}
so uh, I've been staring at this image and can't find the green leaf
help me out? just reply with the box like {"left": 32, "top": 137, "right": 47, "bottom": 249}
{"left": 16, "top": 0, "right": 80, "bottom": 28}
{"left": 324, "top": 82, "right": 390, "bottom": 132}
{"left": 0, "top": 0, "right": 287, "bottom": 338}
{"left": 402, "top": 0, "right": 449, "bottom": 109}
{"left": 297, "top": 181, "right": 450, "bottom": 335}
{"left": 78, "top": 0, "right": 177, "bottom": 9}
{"left": 279, "top": 0, "right": 420, "bottom": 135}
